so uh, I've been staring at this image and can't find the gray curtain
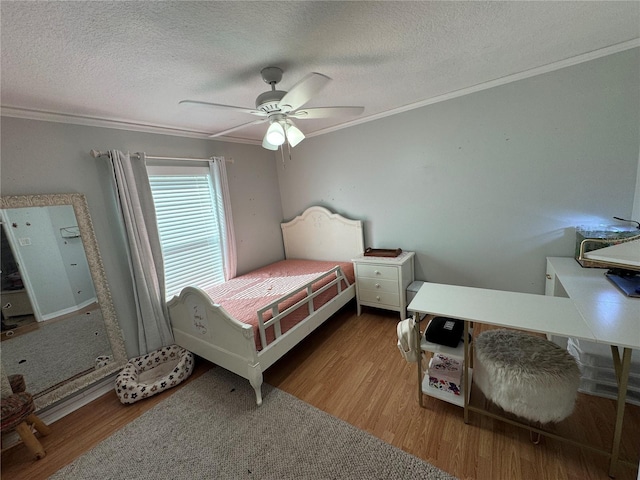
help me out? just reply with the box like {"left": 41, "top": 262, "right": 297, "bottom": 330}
{"left": 210, "top": 158, "right": 237, "bottom": 280}
{"left": 108, "top": 150, "right": 173, "bottom": 354}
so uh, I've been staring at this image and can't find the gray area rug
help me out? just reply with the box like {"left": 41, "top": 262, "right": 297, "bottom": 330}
{"left": 2, "top": 308, "right": 111, "bottom": 395}
{"left": 50, "top": 368, "right": 458, "bottom": 480}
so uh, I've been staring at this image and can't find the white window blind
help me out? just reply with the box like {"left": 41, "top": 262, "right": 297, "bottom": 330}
{"left": 148, "top": 169, "right": 225, "bottom": 298}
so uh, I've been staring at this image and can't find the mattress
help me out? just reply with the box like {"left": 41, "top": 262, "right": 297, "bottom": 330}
{"left": 203, "top": 259, "right": 355, "bottom": 350}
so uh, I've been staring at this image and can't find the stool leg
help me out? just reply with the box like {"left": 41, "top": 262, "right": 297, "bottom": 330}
{"left": 529, "top": 430, "right": 542, "bottom": 444}
{"left": 26, "top": 413, "right": 51, "bottom": 436}
{"left": 14, "top": 421, "right": 46, "bottom": 459}
{"left": 528, "top": 420, "right": 544, "bottom": 445}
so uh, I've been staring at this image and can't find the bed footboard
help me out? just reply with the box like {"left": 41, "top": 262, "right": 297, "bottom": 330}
{"left": 167, "top": 287, "right": 265, "bottom": 404}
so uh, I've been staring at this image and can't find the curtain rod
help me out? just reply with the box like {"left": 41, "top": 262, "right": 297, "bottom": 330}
{"left": 89, "top": 149, "right": 233, "bottom": 163}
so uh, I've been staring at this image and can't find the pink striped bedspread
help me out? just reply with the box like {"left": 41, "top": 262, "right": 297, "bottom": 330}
{"left": 202, "top": 259, "right": 355, "bottom": 350}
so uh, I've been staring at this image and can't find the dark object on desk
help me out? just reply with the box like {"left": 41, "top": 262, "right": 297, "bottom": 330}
{"left": 605, "top": 269, "right": 640, "bottom": 298}
{"left": 363, "top": 248, "right": 402, "bottom": 257}
{"left": 424, "top": 316, "right": 464, "bottom": 348}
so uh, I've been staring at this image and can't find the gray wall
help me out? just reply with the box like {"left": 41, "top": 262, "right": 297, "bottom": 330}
{"left": 2, "top": 205, "right": 96, "bottom": 319}
{"left": 0, "top": 119, "right": 283, "bottom": 356}
{"left": 277, "top": 48, "right": 640, "bottom": 294}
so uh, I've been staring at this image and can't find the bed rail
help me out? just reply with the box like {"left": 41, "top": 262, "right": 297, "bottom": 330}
{"left": 256, "top": 266, "right": 349, "bottom": 350}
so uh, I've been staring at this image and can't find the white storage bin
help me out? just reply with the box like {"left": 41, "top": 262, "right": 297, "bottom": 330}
{"left": 407, "top": 281, "right": 426, "bottom": 319}
{"left": 568, "top": 338, "right": 640, "bottom": 369}
{"left": 578, "top": 378, "right": 640, "bottom": 407}
{"left": 577, "top": 359, "right": 640, "bottom": 391}
{"left": 407, "top": 281, "right": 425, "bottom": 305}
{"left": 567, "top": 337, "right": 640, "bottom": 406}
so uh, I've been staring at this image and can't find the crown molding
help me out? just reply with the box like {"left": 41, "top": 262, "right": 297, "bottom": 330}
{"left": 307, "top": 39, "right": 640, "bottom": 138}
{"left": 0, "top": 107, "right": 216, "bottom": 139}
{"left": 2, "top": 39, "right": 638, "bottom": 143}
{"left": 0, "top": 106, "right": 263, "bottom": 145}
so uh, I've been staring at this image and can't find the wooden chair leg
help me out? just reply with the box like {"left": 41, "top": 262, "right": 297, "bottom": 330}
{"left": 26, "top": 413, "right": 50, "bottom": 436}
{"left": 14, "top": 421, "right": 46, "bottom": 459}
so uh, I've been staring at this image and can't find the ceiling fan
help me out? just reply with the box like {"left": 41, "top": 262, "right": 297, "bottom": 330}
{"left": 180, "top": 67, "right": 365, "bottom": 150}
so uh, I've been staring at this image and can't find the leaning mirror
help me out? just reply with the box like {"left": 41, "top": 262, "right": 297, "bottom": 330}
{"left": 0, "top": 193, "right": 127, "bottom": 410}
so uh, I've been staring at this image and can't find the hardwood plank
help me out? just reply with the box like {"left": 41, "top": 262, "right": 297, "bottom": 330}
{"left": 2, "top": 303, "right": 638, "bottom": 479}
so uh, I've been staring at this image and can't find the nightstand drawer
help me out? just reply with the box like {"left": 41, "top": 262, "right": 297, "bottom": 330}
{"left": 355, "top": 264, "right": 399, "bottom": 281}
{"left": 357, "top": 277, "right": 398, "bottom": 294}
{"left": 359, "top": 289, "right": 400, "bottom": 307}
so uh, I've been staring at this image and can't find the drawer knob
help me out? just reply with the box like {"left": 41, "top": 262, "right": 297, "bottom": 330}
{"left": 374, "top": 270, "right": 381, "bottom": 275}
{"left": 376, "top": 295, "right": 380, "bottom": 301}
{"left": 375, "top": 283, "right": 380, "bottom": 288}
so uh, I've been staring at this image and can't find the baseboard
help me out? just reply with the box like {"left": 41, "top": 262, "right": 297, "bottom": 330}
{"left": 1, "top": 374, "right": 116, "bottom": 449}
{"left": 39, "top": 373, "right": 117, "bottom": 424}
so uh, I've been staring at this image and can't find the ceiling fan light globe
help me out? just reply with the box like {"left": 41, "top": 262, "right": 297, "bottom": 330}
{"left": 266, "top": 122, "right": 285, "bottom": 145}
{"left": 284, "top": 123, "right": 305, "bottom": 147}
{"left": 262, "top": 135, "right": 279, "bottom": 150}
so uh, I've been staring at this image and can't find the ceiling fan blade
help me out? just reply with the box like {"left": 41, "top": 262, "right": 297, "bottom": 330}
{"left": 209, "top": 118, "right": 268, "bottom": 138}
{"left": 278, "top": 73, "right": 331, "bottom": 112}
{"left": 262, "top": 133, "right": 279, "bottom": 151}
{"left": 284, "top": 121, "right": 305, "bottom": 147}
{"left": 179, "top": 99, "right": 266, "bottom": 117}
{"left": 288, "top": 106, "right": 364, "bottom": 119}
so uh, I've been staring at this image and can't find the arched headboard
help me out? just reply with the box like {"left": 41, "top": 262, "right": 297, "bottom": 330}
{"left": 281, "top": 206, "right": 364, "bottom": 262}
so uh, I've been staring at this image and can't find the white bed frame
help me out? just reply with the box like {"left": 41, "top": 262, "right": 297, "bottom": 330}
{"left": 167, "top": 206, "right": 364, "bottom": 405}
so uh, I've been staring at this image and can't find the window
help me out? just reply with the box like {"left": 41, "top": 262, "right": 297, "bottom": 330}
{"left": 148, "top": 164, "right": 225, "bottom": 298}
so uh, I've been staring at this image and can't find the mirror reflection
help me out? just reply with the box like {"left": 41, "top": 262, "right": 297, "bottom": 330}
{"left": 1, "top": 205, "right": 113, "bottom": 397}
{"left": 0, "top": 194, "right": 127, "bottom": 410}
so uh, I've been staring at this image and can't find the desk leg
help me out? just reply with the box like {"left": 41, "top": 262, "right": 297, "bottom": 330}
{"left": 608, "top": 346, "right": 632, "bottom": 478}
{"left": 415, "top": 313, "right": 424, "bottom": 408}
{"left": 463, "top": 320, "right": 470, "bottom": 424}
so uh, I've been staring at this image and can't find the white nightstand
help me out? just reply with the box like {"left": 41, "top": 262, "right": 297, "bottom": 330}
{"left": 351, "top": 251, "right": 415, "bottom": 320}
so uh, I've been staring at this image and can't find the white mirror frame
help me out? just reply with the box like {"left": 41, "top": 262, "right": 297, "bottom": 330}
{"left": 0, "top": 193, "right": 127, "bottom": 409}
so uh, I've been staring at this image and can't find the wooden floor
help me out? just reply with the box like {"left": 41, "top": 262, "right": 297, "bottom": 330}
{"left": 2, "top": 302, "right": 639, "bottom": 480}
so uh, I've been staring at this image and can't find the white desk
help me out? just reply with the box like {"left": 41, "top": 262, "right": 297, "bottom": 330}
{"left": 409, "top": 282, "right": 596, "bottom": 341}
{"left": 408, "top": 274, "right": 638, "bottom": 478}
{"left": 546, "top": 257, "right": 640, "bottom": 349}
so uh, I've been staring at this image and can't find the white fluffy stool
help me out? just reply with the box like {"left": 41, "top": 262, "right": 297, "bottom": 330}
{"left": 473, "top": 329, "right": 580, "bottom": 425}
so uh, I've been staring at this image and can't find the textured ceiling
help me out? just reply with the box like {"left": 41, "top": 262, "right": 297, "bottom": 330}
{"left": 1, "top": 1, "right": 639, "bottom": 144}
